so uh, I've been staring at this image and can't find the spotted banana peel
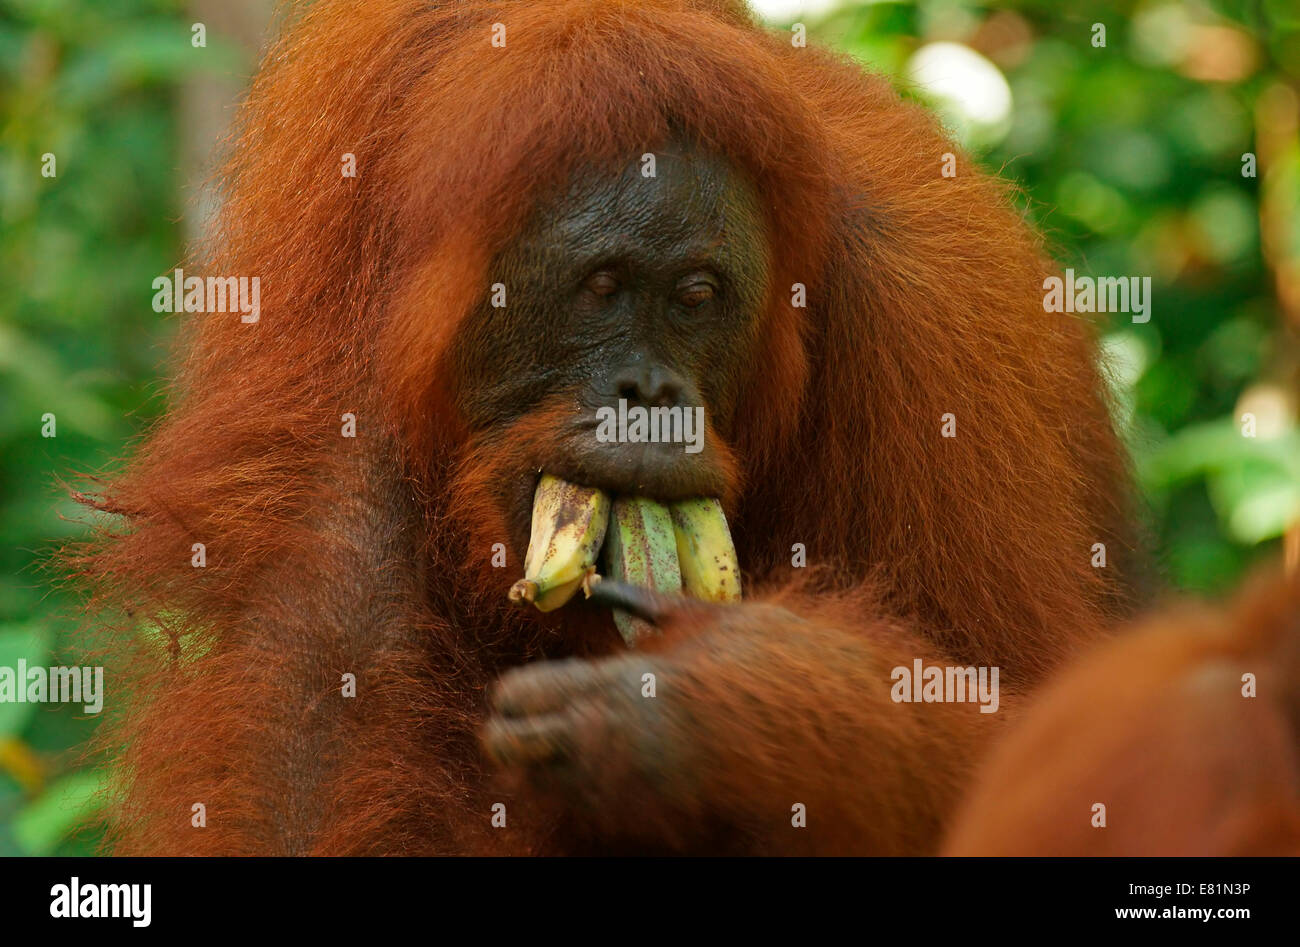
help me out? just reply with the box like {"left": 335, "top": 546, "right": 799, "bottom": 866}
{"left": 668, "top": 496, "right": 741, "bottom": 604}
{"left": 602, "top": 496, "right": 683, "bottom": 643}
{"left": 507, "top": 474, "right": 610, "bottom": 612}
{"left": 508, "top": 475, "right": 741, "bottom": 644}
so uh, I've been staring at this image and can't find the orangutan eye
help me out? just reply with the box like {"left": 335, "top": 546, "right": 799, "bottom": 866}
{"left": 678, "top": 281, "right": 715, "bottom": 308}
{"left": 584, "top": 271, "right": 621, "bottom": 297}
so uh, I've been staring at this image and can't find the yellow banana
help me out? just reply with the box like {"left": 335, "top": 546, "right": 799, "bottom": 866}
{"left": 602, "top": 496, "right": 681, "bottom": 643}
{"left": 508, "top": 474, "right": 611, "bottom": 612}
{"left": 669, "top": 497, "right": 741, "bottom": 602}
{"left": 507, "top": 476, "right": 743, "bottom": 639}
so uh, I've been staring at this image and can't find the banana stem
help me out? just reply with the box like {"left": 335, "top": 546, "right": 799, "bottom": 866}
{"left": 507, "top": 579, "right": 538, "bottom": 606}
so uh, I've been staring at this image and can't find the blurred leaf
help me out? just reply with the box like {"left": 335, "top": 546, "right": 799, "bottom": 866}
{"left": 0, "top": 622, "right": 52, "bottom": 736}
{"left": 0, "top": 735, "right": 44, "bottom": 793}
{"left": 58, "top": 25, "right": 245, "bottom": 109}
{"left": 1209, "top": 462, "right": 1300, "bottom": 542}
{"left": 1141, "top": 420, "right": 1300, "bottom": 487}
{"left": 1167, "top": 535, "right": 1244, "bottom": 592}
{"left": 11, "top": 766, "right": 107, "bottom": 855}
{"left": 138, "top": 610, "right": 212, "bottom": 665}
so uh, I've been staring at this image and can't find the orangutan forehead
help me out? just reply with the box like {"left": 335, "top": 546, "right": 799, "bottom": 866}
{"left": 514, "top": 147, "right": 766, "bottom": 270}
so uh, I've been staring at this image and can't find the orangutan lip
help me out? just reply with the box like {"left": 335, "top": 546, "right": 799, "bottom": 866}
{"left": 544, "top": 440, "right": 723, "bottom": 503}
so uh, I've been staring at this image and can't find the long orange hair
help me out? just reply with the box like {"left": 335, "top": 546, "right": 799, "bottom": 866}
{"left": 73, "top": 0, "right": 1141, "bottom": 853}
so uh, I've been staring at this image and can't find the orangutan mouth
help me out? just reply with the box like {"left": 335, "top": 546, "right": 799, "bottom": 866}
{"left": 507, "top": 475, "right": 740, "bottom": 643}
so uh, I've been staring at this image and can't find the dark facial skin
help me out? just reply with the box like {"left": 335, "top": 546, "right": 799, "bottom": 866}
{"left": 447, "top": 143, "right": 770, "bottom": 503}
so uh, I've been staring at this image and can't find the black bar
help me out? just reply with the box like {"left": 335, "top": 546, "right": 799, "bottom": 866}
{"left": 0, "top": 856, "right": 1289, "bottom": 933}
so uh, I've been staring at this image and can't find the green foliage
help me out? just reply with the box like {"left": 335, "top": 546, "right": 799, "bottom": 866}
{"left": 11, "top": 766, "right": 107, "bottom": 855}
{"left": 0, "top": 622, "right": 50, "bottom": 737}
{"left": 815, "top": 0, "right": 1298, "bottom": 592}
{"left": 0, "top": 0, "right": 241, "bottom": 855}
{"left": 1, "top": 0, "right": 1296, "bottom": 854}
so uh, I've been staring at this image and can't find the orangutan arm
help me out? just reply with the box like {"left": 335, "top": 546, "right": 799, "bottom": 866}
{"left": 484, "top": 595, "right": 1014, "bottom": 855}
{"left": 113, "top": 440, "right": 484, "bottom": 856}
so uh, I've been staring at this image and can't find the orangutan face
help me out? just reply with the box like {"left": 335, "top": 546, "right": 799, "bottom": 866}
{"left": 447, "top": 144, "right": 770, "bottom": 511}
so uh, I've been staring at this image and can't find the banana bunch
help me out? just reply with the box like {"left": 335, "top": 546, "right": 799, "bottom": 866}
{"left": 508, "top": 474, "right": 741, "bottom": 643}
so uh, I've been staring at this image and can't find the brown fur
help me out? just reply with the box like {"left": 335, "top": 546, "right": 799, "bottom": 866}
{"left": 71, "top": 0, "right": 1142, "bottom": 854}
{"left": 943, "top": 571, "right": 1300, "bottom": 856}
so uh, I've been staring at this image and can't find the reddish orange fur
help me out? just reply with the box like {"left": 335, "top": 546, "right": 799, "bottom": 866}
{"left": 71, "top": 0, "right": 1144, "bottom": 854}
{"left": 943, "top": 570, "right": 1300, "bottom": 856}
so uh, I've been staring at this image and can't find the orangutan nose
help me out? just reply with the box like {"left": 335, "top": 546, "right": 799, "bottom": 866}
{"left": 610, "top": 363, "right": 693, "bottom": 409}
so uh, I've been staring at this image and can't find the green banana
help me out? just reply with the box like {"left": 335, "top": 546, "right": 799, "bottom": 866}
{"left": 506, "top": 474, "right": 743, "bottom": 642}
{"left": 602, "top": 496, "right": 681, "bottom": 644}
{"left": 508, "top": 474, "right": 610, "bottom": 612}
{"left": 669, "top": 497, "right": 741, "bottom": 602}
